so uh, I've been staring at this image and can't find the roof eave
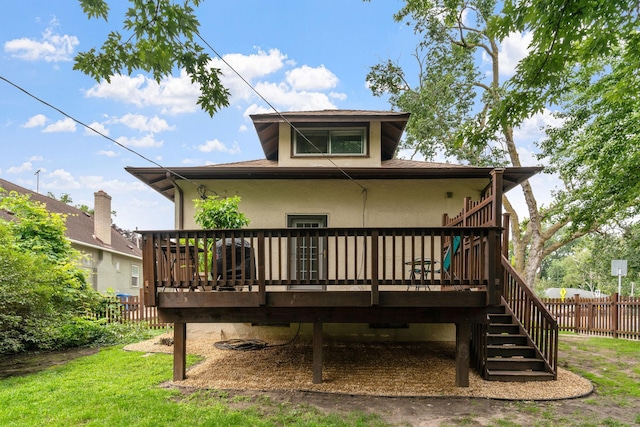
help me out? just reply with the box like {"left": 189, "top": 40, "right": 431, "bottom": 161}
{"left": 125, "top": 165, "right": 542, "bottom": 202}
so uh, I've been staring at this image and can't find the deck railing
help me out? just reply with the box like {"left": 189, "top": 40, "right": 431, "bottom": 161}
{"left": 141, "top": 226, "right": 502, "bottom": 306}
{"left": 502, "top": 256, "right": 559, "bottom": 379}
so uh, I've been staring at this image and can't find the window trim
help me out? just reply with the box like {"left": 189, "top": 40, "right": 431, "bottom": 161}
{"left": 131, "top": 264, "right": 140, "bottom": 287}
{"left": 292, "top": 126, "right": 368, "bottom": 157}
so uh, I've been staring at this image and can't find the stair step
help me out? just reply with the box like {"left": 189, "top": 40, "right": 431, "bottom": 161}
{"left": 486, "top": 357, "right": 546, "bottom": 371}
{"left": 488, "top": 313, "right": 513, "bottom": 324}
{"left": 485, "top": 369, "right": 555, "bottom": 382}
{"left": 487, "top": 306, "right": 507, "bottom": 315}
{"left": 488, "top": 324, "right": 521, "bottom": 334}
{"left": 487, "top": 334, "right": 529, "bottom": 345}
{"left": 487, "top": 345, "right": 537, "bottom": 358}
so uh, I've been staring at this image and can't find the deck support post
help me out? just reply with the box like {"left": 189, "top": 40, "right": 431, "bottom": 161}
{"left": 173, "top": 322, "right": 187, "bottom": 381}
{"left": 455, "top": 322, "right": 470, "bottom": 387}
{"left": 313, "top": 322, "right": 323, "bottom": 384}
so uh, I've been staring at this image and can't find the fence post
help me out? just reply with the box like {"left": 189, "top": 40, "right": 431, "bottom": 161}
{"left": 574, "top": 295, "right": 580, "bottom": 333}
{"left": 612, "top": 293, "right": 619, "bottom": 339}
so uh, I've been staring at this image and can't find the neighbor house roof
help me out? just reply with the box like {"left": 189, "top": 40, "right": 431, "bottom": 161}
{"left": 0, "top": 178, "right": 142, "bottom": 259}
{"left": 126, "top": 158, "right": 542, "bottom": 202}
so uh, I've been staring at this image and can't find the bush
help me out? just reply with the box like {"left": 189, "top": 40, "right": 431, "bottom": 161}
{"left": 51, "top": 317, "right": 157, "bottom": 349}
{"left": 0, "top": 191, "right": 105, "bottom": 355}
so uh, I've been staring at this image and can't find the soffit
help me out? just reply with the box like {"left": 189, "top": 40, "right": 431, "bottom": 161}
{"left": 125, "top": 160, "right": 542, "bottom": 202}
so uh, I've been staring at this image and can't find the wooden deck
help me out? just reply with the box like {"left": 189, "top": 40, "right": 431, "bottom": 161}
{"left": 139, "top": 180, "right": 558, "bottom": 386}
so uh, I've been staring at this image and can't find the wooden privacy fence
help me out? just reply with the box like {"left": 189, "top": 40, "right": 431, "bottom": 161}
{"left": 542, "top": 294, "right": 640, "bottom": 340}
{"left": 98, "top": 288, "right": 167, "bottom": 329}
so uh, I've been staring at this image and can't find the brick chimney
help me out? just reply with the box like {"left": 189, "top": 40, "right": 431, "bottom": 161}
{"left": 94, "top": 190, "right": 112, "bottom": 246}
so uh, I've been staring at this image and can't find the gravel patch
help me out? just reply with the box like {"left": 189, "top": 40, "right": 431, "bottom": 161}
{"left": 125, "top": 333, "right": 592, "bottom": 400}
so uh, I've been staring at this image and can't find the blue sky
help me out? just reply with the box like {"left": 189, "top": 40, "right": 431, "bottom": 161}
{"left": 0, "top": 0, "right": 555, "bottom": 231}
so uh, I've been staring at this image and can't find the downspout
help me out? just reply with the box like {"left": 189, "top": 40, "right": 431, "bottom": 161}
{"left": 167, "top": 173, "right": 184, "bottom": 230}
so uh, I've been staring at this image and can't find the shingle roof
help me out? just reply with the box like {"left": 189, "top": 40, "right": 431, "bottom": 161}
{"left": 0, "top": 178, "right": 142, "bottom": 259}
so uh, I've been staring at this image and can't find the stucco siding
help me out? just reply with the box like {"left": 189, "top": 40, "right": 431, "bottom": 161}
{"left": 180, "top": 178, "right": 487, "bottom": 229}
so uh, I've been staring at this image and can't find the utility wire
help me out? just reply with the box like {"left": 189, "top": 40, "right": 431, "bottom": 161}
{"left": 194, "top": 30, "right": 368, "bottom": 193}
{"left": 0, "top": 75, "right": 206, "bottom": 193}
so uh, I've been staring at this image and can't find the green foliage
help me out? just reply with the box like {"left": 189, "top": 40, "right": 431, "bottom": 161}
{"left": 539, "top": 49, "right": 640, "bottom": 232}
{"left": 0, "top": 190, "right": 73, "bottom": 263}
{"left": 368, "top": 0, "right": 640, "bottom": 284}
{"left": 0, "top": 190, "right": 127, "bottom": 354}
{"left": 537, "top": 224, "right": 640, "bottom": 296}
{"left": 194, "top": 195, "right": 250, "bottom": 229}
{"left": 74, "top": 0, "right": 230, "bottom": 117}
{"left": 366, "top": 0, "right": 505, "bottom": 165}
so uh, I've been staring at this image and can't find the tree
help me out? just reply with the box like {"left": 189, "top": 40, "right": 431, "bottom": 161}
{"left": 194, "top": 195, "right": 250, "bottom": 229}
{"left": 538, "top": 224, "right": 640, "bottom": 296}
{"left": 366, "top": 0, "right": 640, "bottom": 285}
{"left": 74, "top": 0, "right": 230, "bottom": 117}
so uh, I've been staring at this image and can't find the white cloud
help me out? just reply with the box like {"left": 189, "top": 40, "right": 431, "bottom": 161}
{"left": 7, "top": 161, "right": 33, "bottom": 174}
{"left": 512, "top": 108, "right": 564, "bottom": 144}
{"left": 239, "top": 124, "right": 248, "bottom": 132}
{"left": 28, "top": 155, "right": 44, "bottom": 162}
{"left": 4, "top": 18, "right": 79, "bottom": 62}
{"left": 197, "top": 139, "right": 240, "bottom": 154}
{"left": 42, "top": 169, "right": 147, "bottom": 193}
{"left": 85, "top": 121, "right": 110, "bottom": 137}
{"left": 82, "top": 48, "right": 345, "bottom": 119}
{"left": 84, "top": 72, "right": 201, "bottom": 115}
{"left": 115, "top": 134, "right": 163, "bottom": 148}
{"left": 286, "top": 65, "right": 338, "bottom": 91}
{"left": 42, "top": 117, "right": 76, "bottom": 133}
{"left": 253, "top": 81, "right": 337, "bottom": 111}
{"left": 330, "top": 92, "right": 347, "bottom": 101}
{"left": 97, "top": 150, "right": 118, "bottom": 157}
{"left": 22, "top": 114, "right": 47, "bottom": 128}
{"left": 243, "top": 104, "right": 272, "bottom": 117}
{"left": 113, "top": 114, "right": 175, "bottom": 133}
{"left": 211, "top": 48, "right": 288, "bottom": 101}
{"left": 44, "top": 169, "right": 81, "bottom": 189}
{"left": 489, "top": 32, "right": 533, "bottom": 77}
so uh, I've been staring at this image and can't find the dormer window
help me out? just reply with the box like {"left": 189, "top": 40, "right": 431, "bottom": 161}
{"left": 293, "top": 127, "right": 367, "bottom": 156}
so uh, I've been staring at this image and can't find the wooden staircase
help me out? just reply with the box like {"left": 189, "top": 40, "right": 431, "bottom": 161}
{"left": 484, "top": 304, "right": 555, "bottom": 382}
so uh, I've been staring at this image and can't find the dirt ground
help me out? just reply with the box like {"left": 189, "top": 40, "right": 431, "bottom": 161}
{"left": 122, "top": 330, "right": 640, "bottom": 427}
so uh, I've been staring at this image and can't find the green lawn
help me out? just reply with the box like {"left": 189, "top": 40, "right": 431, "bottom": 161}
{"left": 0, "top": 347, "right": 385, "bottom": 427}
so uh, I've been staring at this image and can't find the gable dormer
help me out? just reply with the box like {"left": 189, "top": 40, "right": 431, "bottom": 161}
{"left": 250, "top": 110, "right": 410, "bottom": 167}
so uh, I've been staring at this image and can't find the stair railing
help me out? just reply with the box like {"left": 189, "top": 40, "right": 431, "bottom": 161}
{"left": 502, "top": 256, "right": 559, "bottom": 379}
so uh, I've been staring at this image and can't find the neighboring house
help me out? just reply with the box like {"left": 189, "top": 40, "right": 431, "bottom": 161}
{"left": 0, "top": 179, "right": 142, "bottom": 295}
{"left": 127, "top": 110, "right": 557, "bottom": 386}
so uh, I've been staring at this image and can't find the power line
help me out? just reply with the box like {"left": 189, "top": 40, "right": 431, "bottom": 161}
{"left": 0, "top": 75, "right": 206, "bottom": 193}
{"left": 194, "top": 30, "right": 368, "bottom": 193}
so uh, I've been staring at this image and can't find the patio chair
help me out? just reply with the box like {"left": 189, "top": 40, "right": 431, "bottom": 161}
{"left": 441, "top": 235, "right": 462, "bottom": 290}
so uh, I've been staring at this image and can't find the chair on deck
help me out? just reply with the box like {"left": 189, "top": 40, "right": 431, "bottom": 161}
{"left": 441, "top": 235, "right": 462, "bottom": 290}
{"left": 406, "top": 235, "right": 462, "bottom": 291}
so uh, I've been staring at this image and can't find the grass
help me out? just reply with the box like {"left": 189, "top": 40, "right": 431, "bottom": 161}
{"left": 0, "top": 346, "right": 387, "bottom": 427}
{"left": 558, "top": 336, "right": 640, "bottom": 400}
{"left": 1, "top": 335, "right": 639, "bottom": 426}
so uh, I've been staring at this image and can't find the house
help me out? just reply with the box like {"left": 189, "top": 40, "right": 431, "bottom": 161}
{"left": 0, "top": 179, "right": 142, "bottom": 295}
{"left": 126, "top": 110, "right": 558, "bottom": 386}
